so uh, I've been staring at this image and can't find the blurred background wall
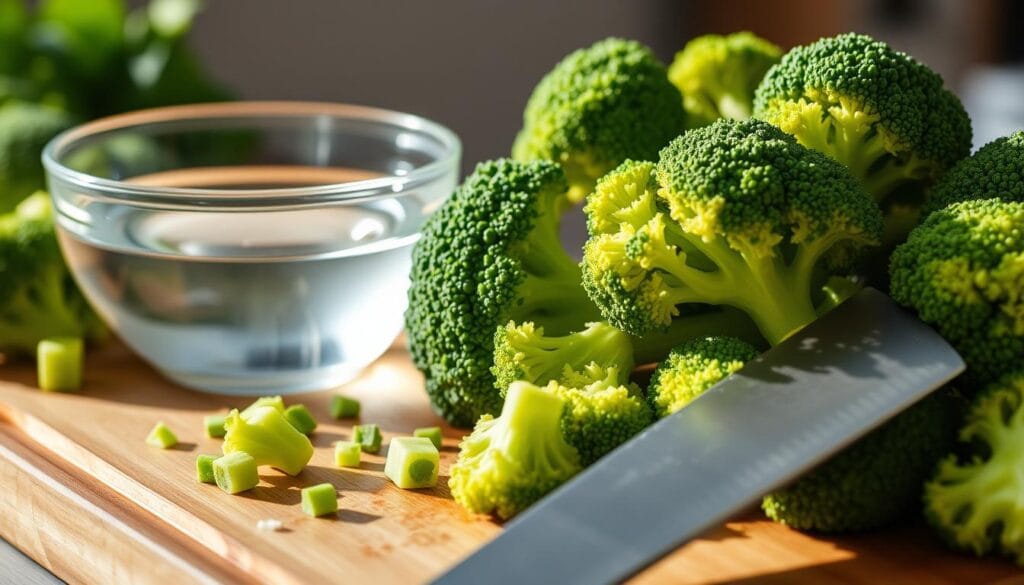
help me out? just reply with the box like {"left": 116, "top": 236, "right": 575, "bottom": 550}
{"left": 186, "top": 0, "right": 1023, "bottom": 172}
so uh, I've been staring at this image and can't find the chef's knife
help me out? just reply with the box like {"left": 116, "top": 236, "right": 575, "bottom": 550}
{"left": 435, "top": 288, "right": 964, "bottom": 585}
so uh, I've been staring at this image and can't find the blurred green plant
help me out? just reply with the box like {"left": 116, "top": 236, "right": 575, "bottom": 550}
{"left": 0, "top": 0, "right": 230, "bottom": 211}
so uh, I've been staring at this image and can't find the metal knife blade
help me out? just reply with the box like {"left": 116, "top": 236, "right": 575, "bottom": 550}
{"left": 435, "top": 288, "right": 964, "bottom": 585}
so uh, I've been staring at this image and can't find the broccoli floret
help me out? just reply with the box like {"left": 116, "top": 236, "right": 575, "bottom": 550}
{"left": 0, "top": 192, "right": 105, "bottom": 355}
{"left": 221, "top": 406, "right": 314, "bottom": 476}
{"left": 668, "top": 32, "right": 782, "bottom": 129}
{"left": 0, "top": 102, "right": 72, "bottom": 212}
{"left": 764, "top": 388, "right": 961, "bottom": 532}
{"left": 491, "top": 320, "right": 634, "bottom": 395}
{"left": 581, "top": 121, "right": 882, "bottom": 346}
{"left": 449, "top": 381, "right": 582, "bottom": 520}
{"left": 545, "top": 365, "right": 653, "bottom": 465}
{"left": 890, "top": 199, "right": 1024, "bottom": 390}
{"left": 924, "top": 131, "right": 1024, "bottom": 217}
{"left": 924, "top": 372, "right": 1024, "bottom": 564}
{"left": 646, "top": 336, "right": 760, "bottom": 418}
{"left": 406, "top": 159, "right": 602, "bottom": 426}
{"left": 512, "top": 38, "right": 686, "bottom": 204}
{"left": 753, "top": 33, "right": 972, "bottom": 245}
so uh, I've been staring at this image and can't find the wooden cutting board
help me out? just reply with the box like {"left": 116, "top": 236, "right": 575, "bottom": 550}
{"left": 0, "top": 342, "right": 1019, "bottom": 585}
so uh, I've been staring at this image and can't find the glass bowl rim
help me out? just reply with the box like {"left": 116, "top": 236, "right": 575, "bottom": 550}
{"left": 41, "top": 100, "right": 462, "bottom": 206}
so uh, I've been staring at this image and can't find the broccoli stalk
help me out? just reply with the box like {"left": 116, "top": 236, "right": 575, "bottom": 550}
{"left": 890, "top": 199, "right": 1024, "bottom": 390}
{"left": 222, "top": 406, "right": 314, "bottom": 476}
{"left": 924, "top": 372, "right": 1024, "bottom": 563}
{"left": 449, "top": 381, "right": 582, "bottom": 520}
{"left": 491, "top": 321, "right": 635, "bottom": 395}
{"left": 582, "top": 121, "right": 882, "bottom": 346}
{"left": 406, "top": 159, "right": 603, "bottom": 426}
{"left": 753, "top": 33, "right": 972, "bottom": 246}
{"left": 668, "top": 32, "right": 782, "bottom": 129}
{"left": 0, "top": 192, "right": 106, "bottom": 355}
{"left": 513, "top": 38, "right": 686, "bottom": 203}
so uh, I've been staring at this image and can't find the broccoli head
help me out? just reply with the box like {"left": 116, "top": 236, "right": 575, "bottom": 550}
{"left": 764, "top": 388, "right": 961, "bottom": 532}
{"left": 924, "top": 372, "right": 1024, "bottom": 564}
{"left": 646, "top": 336, "right": 760, "bottom": 418}
{"left": 668, "top": 31, "right": 782, "bottom": 129}
{"left": 924, "top": 131, "right": 1024, "bottom": 217}
{"left": 0, "top": 102, "right": 72, "bottom": 212}
{"left": 581, "top": 120, "right": 882, "bottom": 346}
{"left": 753, "top": 33, "right": 972, "bottom": 245}
{"left": 512, "top": 38, "right": 686, "bottom": 204}
{"left": 449, "top": 381, "right": 582, "bottom": 520}
{"left": 890, "top": 199, "right": 1024, "bottom": 390}
{"left": 406, "top": 159, "right": 602, "bottom": 426}
{"left": 0, "top": 192, "right": 105, "bottom": 355}
{"left": 545, "top": 364, "right": 653, "bottom": 465}
{"left": 491, "top": 320, "right": 634, "bottom": 395}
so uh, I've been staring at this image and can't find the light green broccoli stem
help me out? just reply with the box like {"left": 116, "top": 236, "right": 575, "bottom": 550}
{"left": 222, "top": 406, "right": 314, "bottom": 476}
{"left": 715, "top": 93, "right": 752, "bottom": 121}
{"left": 630, "top": 307, "right": 766, "bottom": 364}
{"left": 656, "top": 232, "right": 818, "bottom": 346}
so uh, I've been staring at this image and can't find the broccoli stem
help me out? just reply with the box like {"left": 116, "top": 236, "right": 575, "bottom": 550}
{"left": 716, "top": 93, "right": 751, "bottom": 121}
{"left": 630, "top": 306, "right": 767, "bottom": 364}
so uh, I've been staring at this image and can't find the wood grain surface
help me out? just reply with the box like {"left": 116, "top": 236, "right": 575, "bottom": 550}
{"left": 0, "top": 343, "right": 1019, "bottom": 585}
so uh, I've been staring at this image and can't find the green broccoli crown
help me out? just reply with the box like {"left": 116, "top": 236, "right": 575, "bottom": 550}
{"left": 512, "top": 38, "right": 686, "bottom": 203}
{"left": 646, "top": 336, "right": 759, "bottom": 418}
{"left": 221, "top": 406, "right": 315, "bottom": 476}
{"left": 764, "top": 388, "right": 961, "bottom": 532}
{"left": 582, "top": 119, "right": 882, "bottom": 346}
{"left": 0, "top": 102, "right": 72, "bottom": 212}
{"left": 406, "top": 159, "right": 602, "bottom": 426}
{"left": 491, "top": 320, "right": 634, "bottom": 395}
{"left": 890, "top": 198, "right": 1024, "bottom": 390}
{"left": 668, "top": 31, "right": 782, "bottom": 129}
{"left": 449, "top": 381, "right": 582, "bottom": 520}
{"left": 925, "top": 131, "right": 1024, "bottom": 217}
{"left": 924, "top": 372, "right": 1024, "bottom": 563}
{"left": 753, "top": 33, "right": 971, "bottom": 243}
{"left": 545, "top": 365, "right": 652, "bottom": 465}
{"left": 0, "top": 192, "right": 105, "bottom": 354}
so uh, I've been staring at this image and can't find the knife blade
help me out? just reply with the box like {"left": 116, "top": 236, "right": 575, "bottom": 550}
{"left": 435, "top": 288, "right": 964, "bottom": 585}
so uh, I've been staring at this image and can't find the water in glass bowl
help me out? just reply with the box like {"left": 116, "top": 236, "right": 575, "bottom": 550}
{"left": 58, "top": 167, "right": 424, "bottom": 394}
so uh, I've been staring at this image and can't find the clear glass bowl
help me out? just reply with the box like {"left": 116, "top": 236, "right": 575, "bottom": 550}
{"left": 42, "top": 102, "right": 460, "bottom": 395}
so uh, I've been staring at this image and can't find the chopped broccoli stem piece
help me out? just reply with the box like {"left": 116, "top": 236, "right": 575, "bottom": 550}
{"left": 213, "top": 451, "right": 259, "bottom": 494}
{"left": 329, "top": 395, "right": 360, "bottom": 419}
{"left": 145, "top": 422, "right": 178, "bottom": 449}
{"left": 196, "top": 454, "right": 219, "bottom": 484}
{"left": 36, "top": 337, "right": 83, "bottom": 392}
{"left": 353, "top": 424, "right": 382, "bottom": 454}
{"left": 240, "top": 396, "right": 285, "bottom": 418}
{"left": 283, "top": 404, "right": 317, "bottom": 435}
{"left": 385, "top": 437, "right": 440, "bottom": 489}
{"left": 334, "top": 441, "right": 361, "bottom": 468}
{"left": 413, "top": 426, "right": 443, "bottom": 449}
{"left": 204, "top": 414, "right": 227, "bottom": 438}
{"left": 222, "top": 407, "right": 314, "bottom": 476}
{"left": 301, "top": 483, "right": 339, "bottom": 517}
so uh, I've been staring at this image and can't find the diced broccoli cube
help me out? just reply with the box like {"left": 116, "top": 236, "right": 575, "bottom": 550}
{"left": 385, "top": 437, "right": 439, "bottom": 489}
{"left": 283, "top": 404, "right": 317, "bottom": 435}
{"left": 145, "top": 422, "right": 178, "bottom": 449}
{"left": 36, "top": 337, "right": 83, "bottom": 392}
{"left": 196, "top": 454, "right": 219, "bottom": 484}
{"left": 301, "top": 483, "right": 338, "bottom": 517}
{"left": 213, "top": 451, "right": 259, "bottom": 494}
{"left": 204, "top": 414, "right": 227, "bottom": 438}
{"left": 329, "top": 395, "right": 360, "bottom": 419}
{"left": 334, "top": 441, "right": 361, "bottom": 468}
{"left": 353, "top": 423, "right": 382, "bottom": 453}
{"left": 413, "top": 426, "right": 443, "bottom": 449}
